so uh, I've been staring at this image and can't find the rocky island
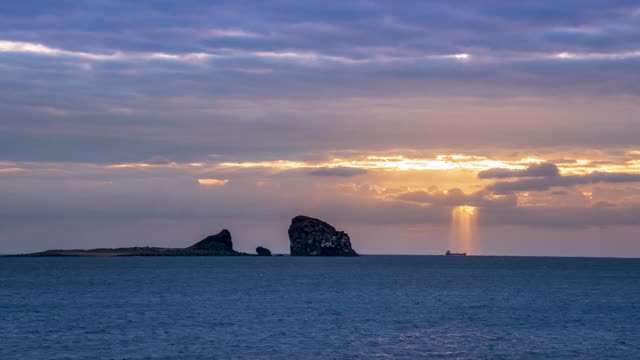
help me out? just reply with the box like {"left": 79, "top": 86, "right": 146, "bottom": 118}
{"left": 288, "top": 215, "right": 358, "bottom": 256}
{"left": 20, "top": 229, "right": 251, "bottom": 256}
{"left": 256, "top": 246, "right": 272, "bottom": 256}
{"left": 16, "top": 216, "right": 358, "bottom": 257}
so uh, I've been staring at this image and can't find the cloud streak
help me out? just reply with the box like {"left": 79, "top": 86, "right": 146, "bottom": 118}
{"left": 488, "top": 172, "right": 640, "bottom": 192}
{"left": 0, "top": 39, "right": 475, "bottom": 66}
{"left": 308, "top": 167, "right": 367, "bottom": 177}
{"left": 478, "top": 163, "right": 560, "bottom": 179}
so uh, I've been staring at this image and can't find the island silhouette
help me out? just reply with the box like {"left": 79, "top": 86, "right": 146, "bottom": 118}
{"left": 17, "top": 215, "right": 358, "bottom": 257}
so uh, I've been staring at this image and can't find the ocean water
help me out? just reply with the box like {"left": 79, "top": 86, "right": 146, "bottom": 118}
{"left": 1, "top": 256, "right": 639, "bottom": 359}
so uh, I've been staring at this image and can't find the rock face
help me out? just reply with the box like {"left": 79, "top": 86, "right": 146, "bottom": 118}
{"left": 288, "top": 215, "right": 358, "bottom": 256}
{"left": 188, "top": 229, "right": 235, "bottom": 253}
{"left": 256, "top": 246, "right": 272, "bottom": 256}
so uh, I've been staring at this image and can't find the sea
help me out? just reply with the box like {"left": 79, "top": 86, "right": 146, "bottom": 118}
{"left": 1, "top": 256, "right": 639, "bottom": 359}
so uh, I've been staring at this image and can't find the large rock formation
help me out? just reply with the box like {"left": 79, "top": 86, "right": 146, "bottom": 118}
{"left": 256, "top": 246, "right": 272, "bottom": 256}
{"left": 188, "top": 229, "right": 234, "bottom": 253}
{"left": 288, "top": 215, "right": 358, "bottom": 256}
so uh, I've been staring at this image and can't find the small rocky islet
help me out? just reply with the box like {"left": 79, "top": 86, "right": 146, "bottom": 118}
{"left": 256, "top": 246, "right": 272, "bottom": 256}
{"left": 19, "top": 215, "right": 358, "bottom": 257}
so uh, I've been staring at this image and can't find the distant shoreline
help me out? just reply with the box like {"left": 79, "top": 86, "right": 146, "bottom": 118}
{"left": 2, "top": 253, "right": 639, "bottom": 259}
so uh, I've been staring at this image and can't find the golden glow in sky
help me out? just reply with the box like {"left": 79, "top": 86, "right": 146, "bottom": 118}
{"left": 215, "top": 153, "right": 640, "bottom": 176}
{"left": 218, "top": 155, "right": 541, "bottom": 172}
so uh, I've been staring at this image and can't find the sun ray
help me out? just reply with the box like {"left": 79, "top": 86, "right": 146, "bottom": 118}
{"left": 450, "top": 206, "right": 477, "bottom": 254}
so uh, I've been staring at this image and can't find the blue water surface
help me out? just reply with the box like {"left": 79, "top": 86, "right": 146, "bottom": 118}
{"left": 1, "top": 256, "right": 639, "bottom": 359}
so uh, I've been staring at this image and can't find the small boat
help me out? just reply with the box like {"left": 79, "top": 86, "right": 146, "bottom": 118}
{"left": 445, "top": 250, "right": 467, "bottom": 256}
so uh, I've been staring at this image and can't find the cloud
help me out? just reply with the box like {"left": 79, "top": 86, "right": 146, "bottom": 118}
{"left": 397, "top": 188, "right": 518, "bottom": 208}
{"left": 197, "top": 178, "right": 229, "bottom": 186}
{"left": 2, "top": 155, "right": 640, "bottom": 255}
{"left": 4, "top": 160, "right": 634, "bottom": 231}
{"left": 308, "top": 167, "right": 367, "bottom": 177}
{"left": 0, "top": 40, "right": 106, "bottom": 59}
{"left": 0, "top": 39, "right": 475, "bottom": 67}
{"left": 553, "top": 51, "right": 640, "bottom": 61}
{"left": 487, "top": 171, "right": 640, "bottom": 193}
{"left": 206, "top": 29, "right": 262, "bottom": 38}
{"left": 481, "top": 204, "right": 640, "bottom": 228}
{"left": 478, "top": 163, "right": 560, "bottom": 179}
{"left": 0, "top": 40, "right": 214, "bottom": 63}
{"left": 144, "top": 156, "right": 173, "bottom": 165}
{"left": 480, "top": 162, "right": 640, "bottom": 193}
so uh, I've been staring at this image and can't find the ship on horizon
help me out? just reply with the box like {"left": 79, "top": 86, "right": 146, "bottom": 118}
{"left": 445, "top": 250, "right": 467, "bottom": 256}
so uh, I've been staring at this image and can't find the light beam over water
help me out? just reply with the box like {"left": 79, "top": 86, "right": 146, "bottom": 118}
{"left": 450, "top": 206, "right": 477, "bottom": 254}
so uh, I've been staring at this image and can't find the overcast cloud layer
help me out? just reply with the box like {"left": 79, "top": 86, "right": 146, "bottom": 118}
{"left": 1, "top": 1, "right": 640, "bottom": 256}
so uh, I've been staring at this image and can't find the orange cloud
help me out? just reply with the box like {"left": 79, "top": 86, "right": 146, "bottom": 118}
{"left": 197, "top": 178, "right": 229, "bottom": 186}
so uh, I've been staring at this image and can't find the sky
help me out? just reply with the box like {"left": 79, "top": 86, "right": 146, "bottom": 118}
{"left": 1, "top": 0, "right": 640, "bottom": 256}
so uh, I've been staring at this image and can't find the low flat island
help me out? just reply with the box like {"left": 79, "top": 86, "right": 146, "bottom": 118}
{"left": 16, "top": 229, "right": 252, "bottom": 257}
